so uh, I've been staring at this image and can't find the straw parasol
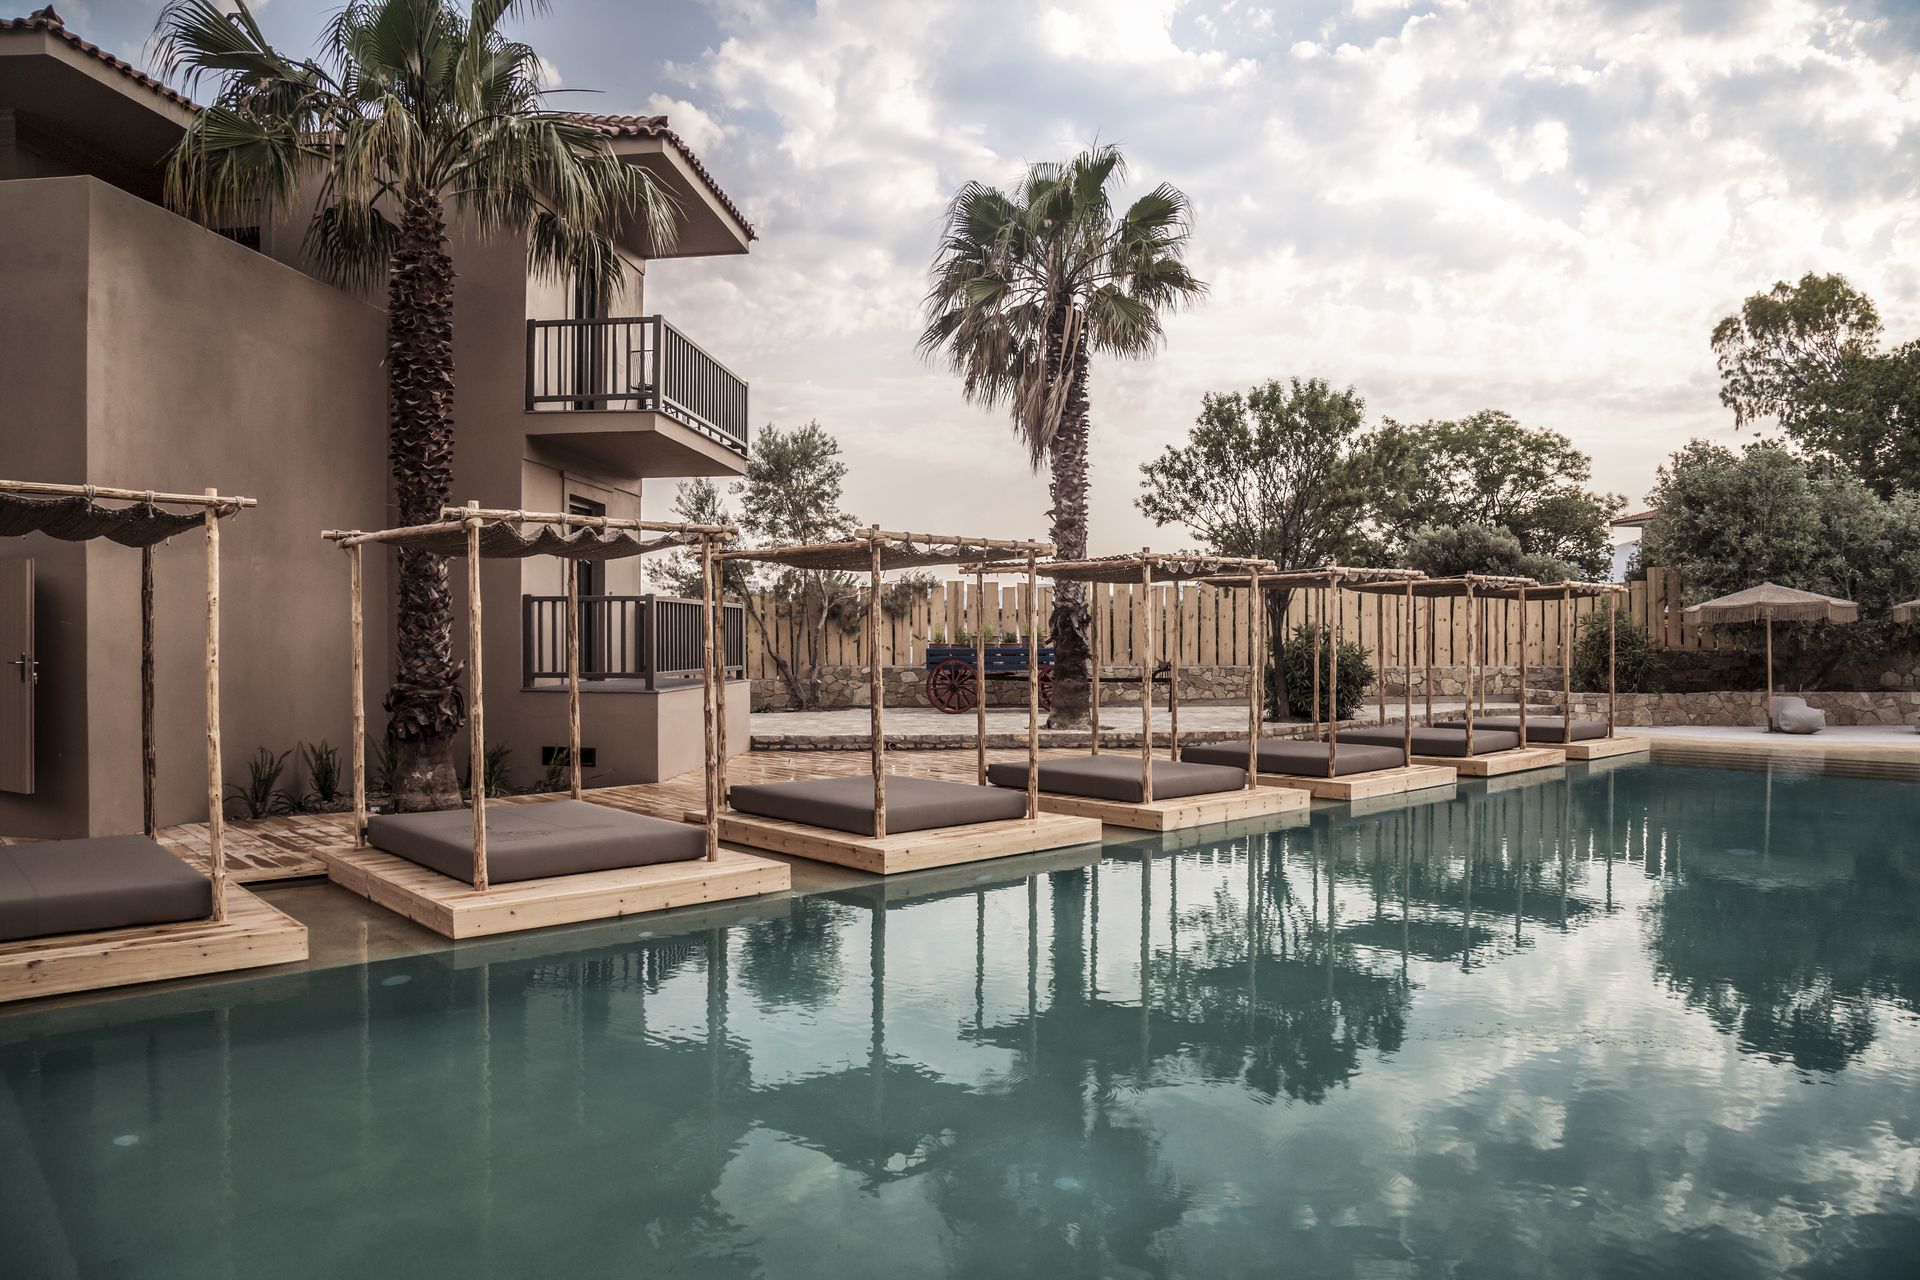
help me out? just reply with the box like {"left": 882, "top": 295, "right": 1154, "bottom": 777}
{"left": 1893, "top": 599, "right": 1919, "bottom": 625}
{"left": 1682, "top": 582, "right": 1858, "bottom": 728}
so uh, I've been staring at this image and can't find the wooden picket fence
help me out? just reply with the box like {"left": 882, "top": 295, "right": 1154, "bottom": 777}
{"left": 737, "top": 576, "right": 1698, "bottom": 680}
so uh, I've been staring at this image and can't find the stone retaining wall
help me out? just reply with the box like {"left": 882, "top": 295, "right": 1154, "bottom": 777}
{"left": 1598, "top": 690, "right": 1920, "bottom": 728}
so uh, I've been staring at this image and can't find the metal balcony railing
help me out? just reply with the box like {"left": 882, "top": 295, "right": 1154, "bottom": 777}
{"left": 522, "top": 594, "right": 747, "bottom": 690}
{"left": 525, "top": 315, "right": 749, "bottom": 453}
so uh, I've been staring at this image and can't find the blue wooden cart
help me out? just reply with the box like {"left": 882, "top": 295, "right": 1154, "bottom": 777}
{"left": 924, "top": 643, "right": 1055, "bottom": 713}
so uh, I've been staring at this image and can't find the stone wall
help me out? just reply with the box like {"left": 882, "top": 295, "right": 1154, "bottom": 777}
{"left": 1599, "top": 690, "right": 1920, "bottom": 728}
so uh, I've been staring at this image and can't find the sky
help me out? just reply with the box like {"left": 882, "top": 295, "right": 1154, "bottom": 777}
{"left": 64, "top": 0, "right": 1920, "bottom": 552}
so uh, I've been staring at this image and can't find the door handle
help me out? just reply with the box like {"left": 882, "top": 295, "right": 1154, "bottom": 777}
{"left": 12, "top": 653, "right": 36, "bottom": 685}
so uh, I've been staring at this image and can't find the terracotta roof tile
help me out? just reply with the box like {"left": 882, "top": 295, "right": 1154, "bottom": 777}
{"left": 568, "top": 112, "right": 756, "bottom": 242}
{"left": 1, "top": 6, "right": 199, "bottom": 114}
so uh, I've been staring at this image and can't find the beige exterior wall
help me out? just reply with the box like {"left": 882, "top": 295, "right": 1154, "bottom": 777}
{"left": 0, "top": 176, "right": 390, "bottom": 835}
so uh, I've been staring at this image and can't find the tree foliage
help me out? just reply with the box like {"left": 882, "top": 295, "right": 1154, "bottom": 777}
{"left": 1370, "top": 410, "right": 1621, "bottom": 578}
{"left": 921, "top": 144, "right": 1206, "bottom": 726}
{"left": 1570, "top": 608, "right": 1659, "bottom": 694}
{"left": 1273, "top": 626, "right": 1374, "bottom": 722}
{"left": 1401, "top": 522, "right": 1572, "bottom": 583}
{"left": 1711, "top": 272, "right": 1920, "bottom": 495}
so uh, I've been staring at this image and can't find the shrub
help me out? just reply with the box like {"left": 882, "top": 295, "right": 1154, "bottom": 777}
{"left": 300, "top": 739, "right": 342, "bottom": 807}
{"left": 226, "top": 747, "right": 296, "bottom": 819}
{"left": 463, "top": 743, "right": 515, "bottom": 799}
{"left": 1571, "top": 608, "right": 1659, "bottom": 693}
{"left": 366, "top": 734, "right": 396, "bottom": 799}
{"left": 1272, "top": 624, "right": 1374, "bottom": 721}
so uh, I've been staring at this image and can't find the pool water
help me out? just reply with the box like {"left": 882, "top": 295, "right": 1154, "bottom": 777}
{"left": 4, "top": 761, "right": 1920, "bottom": 1279}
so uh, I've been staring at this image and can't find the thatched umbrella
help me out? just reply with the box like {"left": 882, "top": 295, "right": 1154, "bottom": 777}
{"left": 1893, "top": 599, "right": 1919, "bottom": 625}
{"left": 1682, "top": 583, "right": 1859, "bottom": 728}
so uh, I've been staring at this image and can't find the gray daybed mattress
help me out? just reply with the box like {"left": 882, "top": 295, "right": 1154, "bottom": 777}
{"left": 1435, "top": 716, "right": 1608, "bottom": 743}
{"left": 727, "top": 773, "right": 1029, "bottom": 838}
{"left": 1181, "top": 738, "right": 1405, "bottom": 778}
{"left": 986, "top": 754, "right": 1246, "bottom": 803}
{"left": 366, "top": 799, "right": 704, "bottom": 885}
{"left": 1337, "top": 726, "right": 1522, "bottom": 757}
{"left": 0, "top": 835, "right": 213, "bottom": 944}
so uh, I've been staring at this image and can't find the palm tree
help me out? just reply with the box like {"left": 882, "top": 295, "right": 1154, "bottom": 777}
{"left": 156, "top": 0, "right": 675, "bottom": 809}
{"left": 920, "top": 145, "right": 1204, "bottom": 725}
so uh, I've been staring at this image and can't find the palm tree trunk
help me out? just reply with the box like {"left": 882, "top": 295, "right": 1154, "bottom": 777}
{"left": 1045, "top": 329, "right": 1093, "bottom": 728}
{"left": 384, "top": 188, "right": 464, "bottom": 811}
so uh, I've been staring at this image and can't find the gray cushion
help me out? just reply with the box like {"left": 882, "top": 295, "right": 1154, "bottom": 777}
{"left": 0, "top": 835, "right": 212, "bottom": 943}
{"left": 367, "top": 799, "right": 704, "bottom": 886}
{"left": 1337, "top": 726, "right": 1522, "bottom": 757}
{"left": 1770, "top": 696, "right": 1825, "bottom": 735}
{"left": 1181, "top": 738, "right": 1406, "bottom": 778}
{"left": 728, "top": 774, "right": 1028, "bottom": 838}
{"left": 1438, "top": 716, "right": 1609, "bottom": 743}
{"left": 987, "top": 754, "right": 1246, "bottom": 803}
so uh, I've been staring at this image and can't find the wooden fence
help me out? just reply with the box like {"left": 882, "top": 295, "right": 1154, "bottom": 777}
{"left": 736, "top": 576, "right": 1702, "bottom": 680}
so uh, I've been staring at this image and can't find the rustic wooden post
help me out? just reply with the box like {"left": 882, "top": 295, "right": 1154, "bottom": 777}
{"left": 1517, "top": 584, "right": 1529, "bottom": 747}
{"left": 712, "top": 541, "right": 729, "bottom": 814}
{"left": 1464, "top": 581, "right": 1478, "bottom": 757}
{"left": 1607, "top": 594, "right": 1618, "bottom": 736}
{"left": 1169, "top": 583, "right": 1182, "bottom": 760}
{"left": 141, "top": 545, "right": 156, "bottom": 839}
{"left": 1561, "top": 585, "right": 1574, "bottom": 744}
{"left": 1375, "top": 593, "right": 1386, "bottom": 728}
{"left": 1328, "top": 579, "right": 1340, "bottom": 776}
{"left": 1423, "top": 592, "right": 1435, "bottom": 727}
{"left": 465, "top": 502, "right": 489, "bottom": 892}
{"left": 700, "top": 537, "right": 721, "bottom": 861}
{"left": 565, "top": 548, "right": 583, "bottom": 799}
{"left": 203, "top": 491, "right": 227, "bottom": 922}
{"left": 1402, "top": 580, "right": 1414, "bottom": 763}
{"left": 1026, "top": 551, "right": 1040, "bottom": 820}
{"left": 1247, "top": 569, "right": 1262, "bottom": 789}
{"left": 1311, "top": 587, "right": 1323, "bottom": 741}
{"left": 1139, "top": 552, "right": 1153, "bottom": 805}
{"left": 975, "top": 568, "right": 988, "bottom": 784}
{"left": 1089, "top": 582, "right": 1102, "bottom": 756}
{"left": 349, "top": 544, "right": 366, "bottom": 848}
{"left": 870, "top": 537, "right": 886, "bottom": 838}
{"left": 1764, "top": 612, "right": 1775, "bottom": 731}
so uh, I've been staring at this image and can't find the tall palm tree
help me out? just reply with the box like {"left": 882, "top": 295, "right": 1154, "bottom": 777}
{"left": 156, "top": 0, "right": 675, "bottom": 809}
{"left": 921, "top": 145, "right": 1204, "bottom": 726}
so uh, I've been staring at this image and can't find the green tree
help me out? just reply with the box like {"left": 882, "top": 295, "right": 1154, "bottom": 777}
{"left": 921, "top": 144, "right": 1206, "bottom": 727}
{"left": 1371, "top": 411, "right": 1621, "bottom": 577}
{"left": 158, "top": 0, "right": 675, "bottom": 810}
{"left": 669, "top": 423, "right": 863, "bottom": 710}
{"left": 1135, "top": 377, "right": 1381, "bottom": 707}
{"left": 1400, "top": 522, "right": 1571, "bottom": 582}
{"left": 1642, "top": 441, "right": 1920, "bottom": 685}
{"left": 1712, "top": 272, "right": 1920, "bottom": 495}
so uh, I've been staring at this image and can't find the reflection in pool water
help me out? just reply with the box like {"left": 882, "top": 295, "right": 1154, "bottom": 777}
{"left": 3, "top": 762, "right": 1919, "bottom": 1278}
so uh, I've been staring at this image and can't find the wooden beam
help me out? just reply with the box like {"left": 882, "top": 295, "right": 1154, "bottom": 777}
{"left": 1247, "top": 570, "right": 1262, "bottom": 789}
{"left": 203, "top": 491, "right": 227, "bottom": 922}
{"left": 976, "top": 568, "right": 989, "bottom": 783}
{"left": 1089, "top": 583, "right": 1102, "bottom": 756}
{"left": 141, "top": 545, "right": 155, "bottom": 839}
{"left": 1329, "top": 582, "right": 1341, "bottom": 776}
{"left": 0, "top": 479, "right": 255, "bottom": 509}
{"left": 1517, "top": 585, "right": 1529, "bottom": 746}
{"left": 1464, "top": 582, "right": 1478, "bottom": 757}
{"left": 870, "top": 539, "right": 886, "bottom": 840}
{"left": 1026, "top": 552, "right": 1040, "bottom": 820}
{"left": 566, "top": 552, "right": 582, "bottom": 799}
{"left": 1562, "top": 585, "right": 1574, "bottom": 745}
{"left": 1169, "top": 584, "right": 1183, "bottom": 759}
{"left": 1402, "top": 581, "right": 1414, "bottom": 762}
{"left": 438, "top": 505, "right": 732, "bottom": 535}
{"left": 701, "top": 537, "right": 721, "bottom": 861}
{"left": 1607, "top": 598, "right": 1618, "bottom": 735}
{"left": 1140, "top": 552, "right": 1154, "bottom": 805}
{"left": 465, "top": 503, "right": 489, "bottom": 892}
{"left": 349, "top": 545, "right": 366, "bottom": 848}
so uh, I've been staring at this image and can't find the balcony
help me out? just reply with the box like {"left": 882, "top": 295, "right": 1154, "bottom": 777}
{"left": 523, "top": 594, "right": 746, "bottom": 691}
{"left": 526, "top": 316, "right": 749, "bottom": 474}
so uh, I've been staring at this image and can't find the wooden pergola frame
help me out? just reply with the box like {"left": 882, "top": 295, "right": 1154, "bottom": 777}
{"left": 325, "top": 503, "right": 735, "bottom": 888}
{"left": 1471, "top": 580, "right": 1628, "bottom": 742}
{"left": 721, "top": 528, "right": 1053, "bottom": 841}
{"left": 0, "top": 479, "right": 256, "bottom": 922}
{"left": 966, "top": 550, "right": 1279, "bottom": 805}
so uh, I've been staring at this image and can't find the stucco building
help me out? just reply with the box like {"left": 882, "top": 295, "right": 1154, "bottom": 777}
{"left": 0, "top": 8, "right": 754, "bottom": 837}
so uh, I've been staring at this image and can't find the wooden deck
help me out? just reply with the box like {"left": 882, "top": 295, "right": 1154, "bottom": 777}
{"left": 1031, "top": 785, "right": 1308, "bottom": 832}
{"left": 1562, "top": 734, "right": 1651, "bottom": 761}
{"left": 1411, "top": 746, "right": 1567, "bottom": 777}
{"left": 698, "top": 809, "right": 1104, "bottom": 875}
{"left": 321, "top": 842, "right": 790, "bottom": 940}
{"left": 0, "top": 885, "right": 308, "bottom": 1004}
{"left": 1256, "top": 763, "right": 1458, "bottom": 802}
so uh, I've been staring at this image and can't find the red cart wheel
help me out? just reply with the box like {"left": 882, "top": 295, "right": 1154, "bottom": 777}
{"left": 1038, "top": 665, "right": 1054, "bottom": 711}
{"left": 926, "top": 658, "right": 978, "bottom": 713}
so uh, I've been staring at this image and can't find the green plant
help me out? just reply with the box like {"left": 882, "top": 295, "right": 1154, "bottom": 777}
{"left": 1271, "top": 625, "right": 1374, "bottom": 722}
{"left": 880, "top": 571, "right": 938, "bottom": 619}
{"left": 366, "top": 734, "right": 396, "bottom": 799}
{"left": 158, "top": 0, "right": 676, "bottom": 811}
{"left": 542, "top": 748, "right": 573, "bottom": 794}
{"left": 226, "top": 747, "right": 295, "bottom": 820}
{"left": 1571, "top": 608, "right": 1660, "bottom": 694}
{"left": 300, "top": 739, "right": 342, "bottom": 807}
{"left": 464, "top": 743, "right": 515, "bottom": 800}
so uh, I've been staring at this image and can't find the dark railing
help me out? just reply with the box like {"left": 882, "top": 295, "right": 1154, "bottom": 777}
{"left": 522, "top": 594, "right": 746, "bottom": 690}
{"left": 525, "top": 315, "right": 749, "bottom": 453}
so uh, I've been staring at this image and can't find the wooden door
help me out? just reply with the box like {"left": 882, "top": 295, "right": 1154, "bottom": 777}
{"left": 0, "top": 558, "right": 33, "bottom": 794}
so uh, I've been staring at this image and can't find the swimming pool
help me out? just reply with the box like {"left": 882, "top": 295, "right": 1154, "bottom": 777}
{"left": 4, "top": 761, "right": 1917, "bottom": 1278}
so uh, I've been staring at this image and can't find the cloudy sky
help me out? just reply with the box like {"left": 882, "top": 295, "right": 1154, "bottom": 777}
{"left": 75, "top": 0, "right": 1920, "bottom": 552}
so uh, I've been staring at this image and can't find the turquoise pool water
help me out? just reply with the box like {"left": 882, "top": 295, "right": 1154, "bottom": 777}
{"left": 4, "top": 761, "right": 1919, "bottom": 1278}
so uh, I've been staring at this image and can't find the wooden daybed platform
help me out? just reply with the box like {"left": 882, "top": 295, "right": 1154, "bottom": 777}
{"left": 1180, "top": 738, "right": 1456, "bottom": 803}
{"left": 702, "top": 806, "right": 1102, "bottom": 876}
{"left": 0, "top": 881, "right": 305, "bottom": 1004}
{"left": 991, "top": 756, "right": 1308, "bottom": 831}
